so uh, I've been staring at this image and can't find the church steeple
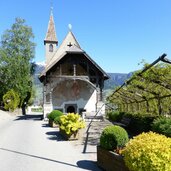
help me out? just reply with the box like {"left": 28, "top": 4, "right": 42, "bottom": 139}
{"left": 44, "top": 7, "right": 58, "bottom": 64}
{"left": 44, "top": 10, "right": 58, "bottom": 45}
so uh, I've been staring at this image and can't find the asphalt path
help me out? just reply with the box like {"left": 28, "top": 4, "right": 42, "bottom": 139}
{"left": 0, "top": 113, "right": 101, "bottom": 171}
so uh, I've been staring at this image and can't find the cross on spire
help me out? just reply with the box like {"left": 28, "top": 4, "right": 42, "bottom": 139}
{"left": 67, "top": 42, "right": 72, "bottom": 47}
{"left": 68, "top": 24, "right": 72, "bottom": 31}
{"left": 50, "top": 0, "right": 53, "bottom": 15}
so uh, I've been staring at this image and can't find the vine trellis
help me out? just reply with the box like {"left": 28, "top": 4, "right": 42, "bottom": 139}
{"left": 107, "top": 53, "right": 171, "bottom": 115}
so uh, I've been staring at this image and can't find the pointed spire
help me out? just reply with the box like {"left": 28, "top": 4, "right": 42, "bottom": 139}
{"left": 44, "top": 7, "right": 58, "bottom": 45}
{"left": 50, "top": 0, "right": 53, "bottom": 16}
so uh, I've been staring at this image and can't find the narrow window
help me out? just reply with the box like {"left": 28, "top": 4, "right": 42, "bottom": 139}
{"left": 49, "top": 44, "right": 53, "bottom": 52}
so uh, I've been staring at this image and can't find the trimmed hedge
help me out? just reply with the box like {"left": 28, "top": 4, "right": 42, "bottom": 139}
{"left": 106, "top": 110, "right": 123, "bottom": 122}
{"left": 130, "top": 115, "right": 156, "bottom": 134}
{"left": 123, "top": 113, "right": 157, "bottom": 135}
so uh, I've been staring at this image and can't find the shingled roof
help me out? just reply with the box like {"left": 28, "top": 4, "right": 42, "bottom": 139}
{"left": 44, "top": 13, "right": 58, "bottom": 44}
{"left": 40, "top": 30, "right": 109, "bottom": 80}
{"left": 46, "top": 31, "right": 81, "bottom": 68}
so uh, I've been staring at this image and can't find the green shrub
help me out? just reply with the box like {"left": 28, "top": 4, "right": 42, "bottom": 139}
{"left": 124, "top": 113, "right": 157, "bottom": 134}
{"left": 152, "top": 117, "right": 171, "bottom": 137}
{"left": 100, "top": 125, "right": 129, "bottom": 150}
{"left": 47, "top": 110, "right": 63, "bottom": 121}
{"left": 54, "top": 114, "right": 63, "bottom": 125}
{"left": 3, "top": 89, "right": 20, "bottom": 112}
{"left": 59, "top": 113, "right": 85, "bottom": 135}
{"left": 122, "top": 132, "right": 171, "bottom": 171}
{"left": 106, "top": 111, "right": 123, "bottom": 121}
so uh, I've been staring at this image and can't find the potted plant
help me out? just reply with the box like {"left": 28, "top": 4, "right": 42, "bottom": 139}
{"left": 47, "top": 110, "right": 63, "bottom": 127}
{"left": 58, "top": 113, "right": 85, "bottom": 140}
{"left": 122, "top": 132, "right": 171, "bottom": 171}
{"left": 97, "top": 125, "right": 129, "bottom": 171}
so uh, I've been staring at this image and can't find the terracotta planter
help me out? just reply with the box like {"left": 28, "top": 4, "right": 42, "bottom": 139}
{"left": 59, "top": 129, "right": 79, "bottom": 140}
{"left": 97, "top": 146, "right": 129, "bottom": 171}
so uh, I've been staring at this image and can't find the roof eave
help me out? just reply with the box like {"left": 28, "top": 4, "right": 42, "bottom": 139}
{"left": 66, "top": 51, "right": 84, "bottom": 54}
{"left": 83, "top": 53, "right": 109, "bottom": 79}
{"left": 44, "top": 40, "right": 58, "bottom": 45}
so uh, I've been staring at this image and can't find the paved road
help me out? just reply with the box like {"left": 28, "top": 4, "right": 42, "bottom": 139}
{"left": 0, "top": 114, "right": 101, "bottom": 171}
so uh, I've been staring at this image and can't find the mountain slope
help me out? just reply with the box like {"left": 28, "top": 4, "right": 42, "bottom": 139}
{"left": 104, "top": 73, "right": 132, "bottom": 90}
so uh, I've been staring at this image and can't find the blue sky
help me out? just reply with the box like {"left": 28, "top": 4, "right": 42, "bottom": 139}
{"left": 0, "top": 0, "right": 171, "bottom": 73}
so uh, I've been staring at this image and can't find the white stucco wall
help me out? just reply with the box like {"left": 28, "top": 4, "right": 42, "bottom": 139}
{"left": 83, "top": 90, "right": 97, "bottom": 112}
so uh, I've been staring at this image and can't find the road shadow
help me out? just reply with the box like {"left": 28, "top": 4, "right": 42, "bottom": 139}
{"left": 42, "top": 123, "right": 49, "bottom": 127}
{"left": 46, "top": 131, "right": 66, "bottom": 141}
{"left": 77, "top": 160, "right": 101, "bottom": 171}
{"left": 0, "top": 148, "right": 100, "bottom": 170}
{"left": 14, "top": 114, "right": 43, "bottom": 121}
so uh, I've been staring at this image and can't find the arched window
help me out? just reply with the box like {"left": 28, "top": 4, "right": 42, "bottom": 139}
{"left": 49, "top": 44, "right": 53, "bottom": 52}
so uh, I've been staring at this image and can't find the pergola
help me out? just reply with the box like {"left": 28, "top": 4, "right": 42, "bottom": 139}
{"left": 107, "top": 54, "right": 171, "bottom": 115}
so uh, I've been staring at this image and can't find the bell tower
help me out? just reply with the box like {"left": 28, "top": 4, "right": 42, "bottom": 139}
{"left": 44, "top": 7, "right": 58, "bottom": 65}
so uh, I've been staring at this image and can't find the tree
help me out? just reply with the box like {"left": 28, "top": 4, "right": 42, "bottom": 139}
{"left": 0, "top": 18, "right": 36, "bottom": 109}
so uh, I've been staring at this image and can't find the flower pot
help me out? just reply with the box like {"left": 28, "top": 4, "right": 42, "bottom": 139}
{"left": 97, "top": 145, "right": 129, "bottom": 171}
{"left": 59, "top": 128, "right": 79, "bottom": 140}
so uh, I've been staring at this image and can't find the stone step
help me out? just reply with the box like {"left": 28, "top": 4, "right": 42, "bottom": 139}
{"left": 78, "top": 119, "right": 113, "bottom": 147}
{"left": 83, "top": 119, "right": 112, "bottom": 138}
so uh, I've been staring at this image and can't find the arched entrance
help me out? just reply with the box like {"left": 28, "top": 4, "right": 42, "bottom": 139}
{"left": 67, "top": 106, "right": 75, "bottom": 113}
{"left": 65, "top": 104, "right": 77, "bottom": 113}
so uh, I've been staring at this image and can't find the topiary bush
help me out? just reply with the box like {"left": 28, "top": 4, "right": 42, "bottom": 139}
{"left": 3, "top": 89, "right": 20, "bottom": 112}
{"left": 122, "top": 132, "right": 171, "bottom": 171}
{"left": 47, "top": 110, "right": 63, "bottom": 121}
{"left": 100, "top": 125, "right": 129, "bottom": 151}
{"left": 152, "top": 117, "right": 171, "bottom": 137}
